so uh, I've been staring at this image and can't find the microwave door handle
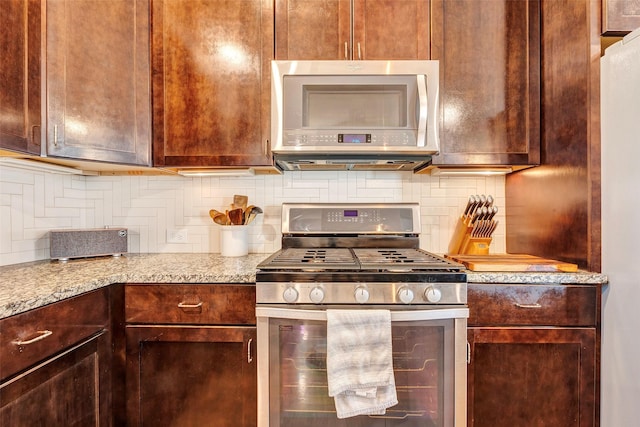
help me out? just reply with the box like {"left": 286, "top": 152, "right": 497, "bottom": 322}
{"left": 416, "top": 74, "right": 428, "bottom": 148}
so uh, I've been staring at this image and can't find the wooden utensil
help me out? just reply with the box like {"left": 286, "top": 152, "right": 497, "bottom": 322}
{"left": 245, "top": 206, "right": 263, "bottom": 224}
{"left": 209, "top": 209, "right": 224, "bottom": 223}
{"left": 228, "top": 208, "right": 244, "bottom": 225}
{"left": 213, "top": 212, "right": 229, "bottom": 225}
{"left": 232, "top": 195, "right": 248, "bottom": 210}
{"left": 243, "top": 205, "right": 255, "bottom": 224}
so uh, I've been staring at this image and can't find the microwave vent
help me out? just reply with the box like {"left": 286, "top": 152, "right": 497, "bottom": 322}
{"left": 274, "top": 155, "right": 432, "bottom": 172}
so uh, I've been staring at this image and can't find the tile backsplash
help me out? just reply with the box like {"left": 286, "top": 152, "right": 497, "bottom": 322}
{"left": 0, "top": 165, "right": 505, "bottom": 266}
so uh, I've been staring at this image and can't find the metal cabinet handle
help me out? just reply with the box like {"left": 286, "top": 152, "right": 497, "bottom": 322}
{"left": 31, "top": 125, "right": 40, "bottom": 147}
{"left": 177, "top": 301, "right": 203, "bottom": 309}
{"left": 344, "top": 42, "right": 349, "bottom": 60}
{"left": 247, "top": 338, "right": 253, "bottom": 363}
{"left": 357, "top": 42, "right": 361, "bottom": 60}
{"left": 514, "top": 303, "right": 542, "bottom": 309}
{"left": 12, "top": 330, "right": 53, "bottom": 346}
{"left": 53, "top": 125, "right": 58, "bottom": 146}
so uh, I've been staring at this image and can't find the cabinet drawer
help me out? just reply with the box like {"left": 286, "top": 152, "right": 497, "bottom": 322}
{"left": 0, "top": 288, "right": 109, "bottom": 381}
{"left": 125, "top": 284, "right": 256, "bottom": 325}
{"left": 468, "top": 284, "right": 598, "bottom": 327}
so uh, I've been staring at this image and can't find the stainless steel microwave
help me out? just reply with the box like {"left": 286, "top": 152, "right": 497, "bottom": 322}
{"left": 270, "top": 60, "right": 440, "bottom": 171}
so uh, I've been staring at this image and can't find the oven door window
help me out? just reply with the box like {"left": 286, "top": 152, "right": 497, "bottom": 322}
{"left": 268, "top": 318, "right": 455, "bottom": 427}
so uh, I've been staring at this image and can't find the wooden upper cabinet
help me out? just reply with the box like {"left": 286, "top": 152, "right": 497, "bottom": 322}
{"left": 0, "top": 0, "right": 41, "bottom": 155}
{"left": 275, "top": 0, "right": 351, "bottom": 59}
{"left": 430, "top": 0, "right": 540, "bottom": 167}
{"left": 275, "top": 0, "right": 430, "bottom": 60}
{"left": 352, "top": 0, "right": 430, "bottom": 60}
{"left": 45, "top": 0, "right": 151, "bottom": 165}
{"left": 603, "top": 0, "right": 640, "bottom": 35}
{"left": 152, "top": 0, "right": 274, "bottom": 167}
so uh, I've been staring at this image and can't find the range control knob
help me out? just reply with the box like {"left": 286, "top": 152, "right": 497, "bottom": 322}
{"left": 354, "top": 286, "right": 370, "bottom": 303}
{"left": 425, "top": 287, "right": 442, "bottom": 303}
{"left": 283, "top": 287, "right": 299, "bottom": 303}
{"left": 309, "top": 287, "right": 325, "bottom": 304}
{"left": 397, "top": 286, "right": 415, "bottom": 304}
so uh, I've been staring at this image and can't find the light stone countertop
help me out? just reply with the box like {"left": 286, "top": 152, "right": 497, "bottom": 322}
{"left": 0, "top": 253, "right": 608, "bottom": 319}
{"left": 0, "top": 253, "right": 268, "bottom": 319}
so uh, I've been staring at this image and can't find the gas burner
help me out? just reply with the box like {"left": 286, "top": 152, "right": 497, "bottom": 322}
{"left": 258, "top": 248, "right": 359, "bottom": 270}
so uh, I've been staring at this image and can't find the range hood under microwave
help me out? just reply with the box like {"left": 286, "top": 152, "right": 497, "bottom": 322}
{"left": 271, "top": 60, "right": 440, "bottom": 172}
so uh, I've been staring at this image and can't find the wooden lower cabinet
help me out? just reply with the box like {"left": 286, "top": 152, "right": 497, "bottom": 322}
{"left": 126, "top": 325, "right": 256, "bottom": 427}
{"left": 468, "top": 327, "right": 596, "bottom": 427}
{"left": 467, "top": 284, "right": 600, "bottom": 427}
{"left": 0, "top": 289, "right": 111, "bottom": 426}
{"left": 124, "top": 284, "right": 257, "bottom": 427}
{"left": 0, "top": 333, "right": 108, "bottom": 427}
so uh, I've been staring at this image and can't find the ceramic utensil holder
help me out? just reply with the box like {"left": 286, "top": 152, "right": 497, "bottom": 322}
{"left": 220, "top": 225, "right": 249, "bottom": 257}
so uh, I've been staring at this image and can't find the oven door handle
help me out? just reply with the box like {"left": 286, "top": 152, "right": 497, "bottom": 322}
{"left": 256, "top": 307, "right": 469, "bottom": 321}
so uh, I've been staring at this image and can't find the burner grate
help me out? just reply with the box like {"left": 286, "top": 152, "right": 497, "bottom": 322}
{"left": 259, "top": 248, "right": 358, "bottom": 270}
{"left": 353, "top": 248, "right": 459, "bottom": 270}
{"left": 257, "top": 247, "right": 464, "bottom": 272}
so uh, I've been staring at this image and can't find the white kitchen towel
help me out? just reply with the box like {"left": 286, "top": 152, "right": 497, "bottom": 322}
{"left": 326, "top": 309, "right": 398, "bottom": 419}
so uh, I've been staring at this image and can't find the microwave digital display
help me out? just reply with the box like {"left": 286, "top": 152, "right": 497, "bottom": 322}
{"left": 343, "top": 210, "right": 358, "bottom": 217}
{"left": 338, "top": 134, "right": 371, "bottom": 144}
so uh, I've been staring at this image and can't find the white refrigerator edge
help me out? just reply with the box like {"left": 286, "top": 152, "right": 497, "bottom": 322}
{"left": 601, "top": 26, "right": 640, "bottom": 427}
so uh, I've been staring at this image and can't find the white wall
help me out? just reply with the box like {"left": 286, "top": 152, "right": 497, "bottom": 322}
{"left": 0, "top": 165, "right": 506, "bottom": 266}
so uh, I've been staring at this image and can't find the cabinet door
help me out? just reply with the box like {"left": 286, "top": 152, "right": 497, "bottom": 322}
{"left": 275, "top": 0, "right": 429, "bottom": 60}
{"left": 0, "top": 333, "right": 110, "bottom": 427}
{"left": 275, "top": 0, "right": 351, "bottom": 59}
{"left": 431, "top": 0, "right": 540, "bottom": 166}
{"left": 126, "top": 325, "right": 257, "bottom": 427}
{"left": 152, "top": 0, "right": 273, "bottom": 167}
{"left": 46, "top": 0, "right": 151, "bottom": 165}
{"left": 352, "top": 0, "right": 430, "bottom": 60}
{"left": 467, "top": 327, "right": 597, "bottom": 427}
{"left": 0, "top": 0, "right": 41, "bottom": 154}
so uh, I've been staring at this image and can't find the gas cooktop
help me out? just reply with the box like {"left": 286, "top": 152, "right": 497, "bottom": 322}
{"left": 257, "top": 247, "right": 463, "bottom": 272}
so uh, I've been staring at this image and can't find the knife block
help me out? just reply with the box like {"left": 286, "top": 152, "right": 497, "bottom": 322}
{"left": 448, "top": 216, "right": 492, "bottom": 255}
{"left": 448, "top": 216, "right": 470, "bottom": 254}
{"left": 459, "top": 237, "right": 492, "bottom": 255}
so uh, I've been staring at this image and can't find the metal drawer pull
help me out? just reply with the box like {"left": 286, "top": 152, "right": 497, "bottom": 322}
{"left": 247, "top": 338, "right": 253, "bottom": 363}
{"left": 514, "top": 303, "right": 542, "bottom": 309}
{"left": 12, "top": 330, "right": 53, "bottom": 346}
{"left": 344, "top": 42, "right": 348, "bottom": 60}
{"left": 177, "top": 301, "right": 203, "bottom": 309}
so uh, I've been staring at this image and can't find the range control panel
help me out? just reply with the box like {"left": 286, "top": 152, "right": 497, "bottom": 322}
{"left": 282, "top": 203, "right": 420, "bottom": 235}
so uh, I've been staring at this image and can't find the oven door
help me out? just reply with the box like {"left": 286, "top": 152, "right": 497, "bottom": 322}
{"left": 256, "top": 307, "right": 468, "bottom": 427}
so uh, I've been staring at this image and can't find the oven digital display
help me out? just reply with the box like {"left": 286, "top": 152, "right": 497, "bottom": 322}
{"left": 343, "top": 210, "right": 358, "bottom": 217}
{"left": 338, "top": 133, "right": 371, "bottom": 143}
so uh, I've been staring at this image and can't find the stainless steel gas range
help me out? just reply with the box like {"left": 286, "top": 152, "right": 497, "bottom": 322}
{"left": 256, "top": 203, "right": 468, "bottom": 427}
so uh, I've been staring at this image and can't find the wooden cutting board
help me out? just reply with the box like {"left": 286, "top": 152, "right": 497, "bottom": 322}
{"left": 445, "top": 254, "right": 578, "bottom": 272}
